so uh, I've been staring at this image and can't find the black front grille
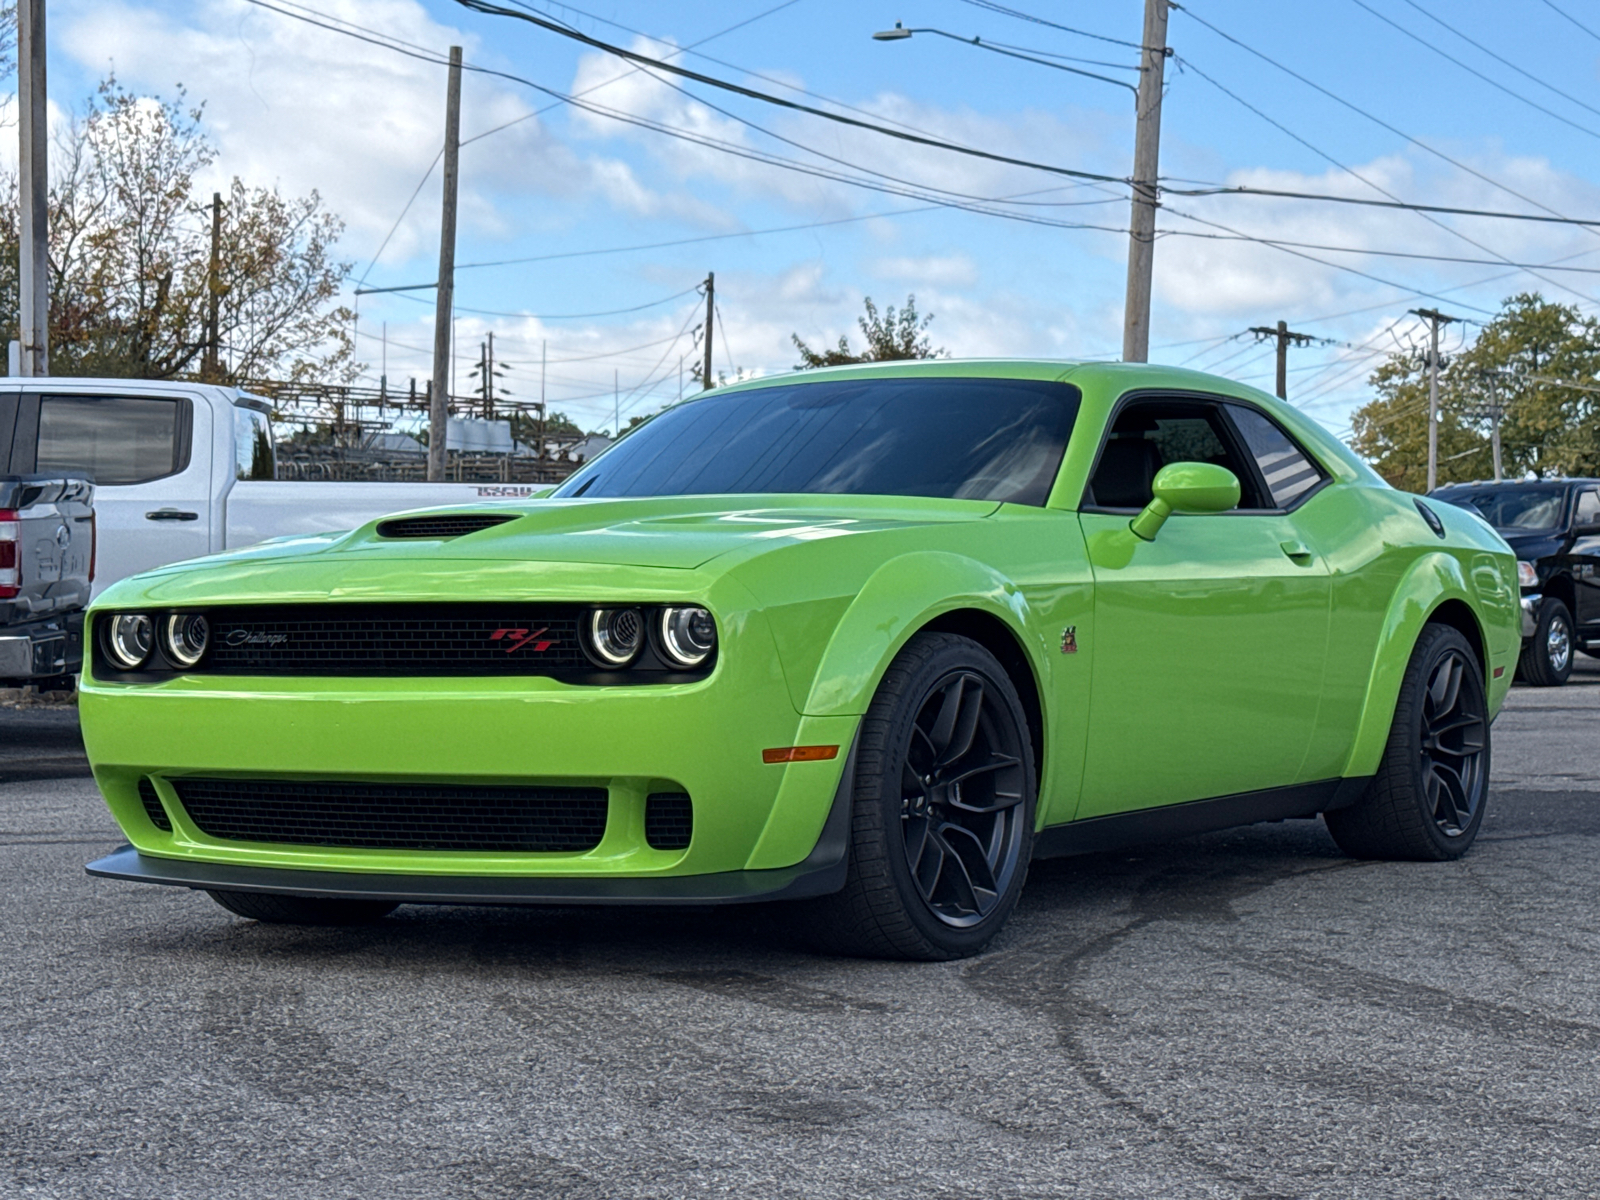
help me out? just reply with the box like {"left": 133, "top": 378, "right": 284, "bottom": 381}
{"left": 138, "top": 776, "right": 171, "bottom": 832}
{"left": 376, "top": 514, "right": 516, "bottom": 539}
{"left": 645, "top": 792, "right": 693, "bottom": 850}
{"left": 171, "top": 778, "right": 608, "bottom": 853}
{"left": 203, "top": 604, "right": 588, "bottom": 676}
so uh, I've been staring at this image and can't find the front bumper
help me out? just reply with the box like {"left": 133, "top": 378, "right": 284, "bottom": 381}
{"left": 0, "top": 610, "right": 83, "bottom": 683}
{"left": 78, "top": 603, "right": 859, "bottom": 884}
{"left": 1521, "top": 593, "right": 1542, "bottom": 638}
{"left": 86, "top": 739, "right": 856, "bottom": 905}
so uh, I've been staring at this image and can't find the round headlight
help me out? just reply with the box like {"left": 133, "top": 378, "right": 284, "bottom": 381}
{"left": 107, "top": 613, "right": 154, "bottom": 669}
{"left": 658, "top": 606, "right": 717, "bottom": 668}
{"left": 586, "top": 607, "right": 644, "bottom": 667}
{"left": 163, "top": 613, "right": 210, "bottom": 668}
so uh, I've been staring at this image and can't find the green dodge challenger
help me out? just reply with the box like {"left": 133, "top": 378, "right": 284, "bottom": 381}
{"left": 82, "top": 361, "right": 1519, "bottom": 960}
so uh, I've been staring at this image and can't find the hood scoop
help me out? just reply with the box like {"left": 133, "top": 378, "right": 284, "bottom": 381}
{"left": 375, "top": 513, "right": 517, "bottom": 540}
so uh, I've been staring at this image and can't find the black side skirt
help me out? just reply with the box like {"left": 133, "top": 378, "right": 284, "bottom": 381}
{"left": 84, "top": 739, "right": 860, "bottom": 908}
{"left": 1032, "top": 776, "right": 1370, "bottom": 860}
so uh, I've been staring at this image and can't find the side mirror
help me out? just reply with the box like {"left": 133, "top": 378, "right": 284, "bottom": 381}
{"left": 1130, "top": 462, "right": 1241, "bottom": 541}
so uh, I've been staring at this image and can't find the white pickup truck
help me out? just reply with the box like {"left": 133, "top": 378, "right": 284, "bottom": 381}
{"left": 0, "top": 378, "right": 542, "bottom": 596}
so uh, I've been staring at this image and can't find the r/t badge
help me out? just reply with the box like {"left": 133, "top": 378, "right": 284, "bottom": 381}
{"left": 1060, "top": 626, "right": 1078, "bottom": 654}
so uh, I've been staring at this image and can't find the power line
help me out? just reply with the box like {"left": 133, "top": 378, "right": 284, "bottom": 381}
{"left": 448, "top": 0, "right": 1132, "bottom": 187}
{"left": 1540, "top": 0, "right": 1600, "bottom": 44}
{"left": 1160, "top": 204, "right": 1498, "bottom": 314}
{"left": 1394, "top": 0, "right": 1600, "bottom": 122}
{"left": 1346, "top": 0, "right": 1600, "bottom": 140}
{"left": 383, "top": 283, "right": 706, "bottom": 320}
{"left": 954, "top": 0, "right": 1148, "bottom": 50}
{"left": 1163, "top": 181, "right": 1600, "bottom": 229}
{"left": 1168, "top": 51, "right": 1598, "bottom": 307}
{"left": 1172, "top": 5, "right": 1596, "bottom": 230}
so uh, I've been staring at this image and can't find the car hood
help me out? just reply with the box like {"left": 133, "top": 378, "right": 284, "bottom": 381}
{"left": 1499, "top": 531, "right": 1567, "bottom": 561}
{"left": 99, "top": 495, "right": 1004, "bottom": 600}
{"left": 315, "top": 494, "right": 1002, "bottom": 571}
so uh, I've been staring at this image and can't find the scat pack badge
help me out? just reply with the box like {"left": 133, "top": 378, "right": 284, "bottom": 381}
{"left": 1060, "top": 626, "right": 1078, "bottom": 654}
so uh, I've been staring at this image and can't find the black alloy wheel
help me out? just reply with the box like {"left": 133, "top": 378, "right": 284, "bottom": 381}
{"left": 898, "top": 671, "right": 1028, "bottom": 927}
{"left": 1326, "top": 623, "right": 1491, "bottom": 861}
{"left": 1418, "top": 647, "right": 1488, "bottom": 838}
{"left": 802, "top": 632, "right": 1037, "bottom": 961}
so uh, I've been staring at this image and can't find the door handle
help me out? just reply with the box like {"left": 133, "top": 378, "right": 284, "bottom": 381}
{"left": 145, "top": 509, "right": 199, "bottom": 522}
{"left": 1279, "top": 539, "right": 1314, "bottom": 564}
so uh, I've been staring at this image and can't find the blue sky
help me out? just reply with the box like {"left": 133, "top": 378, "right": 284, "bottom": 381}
{"left": 45, "top": 0, "right": 1600, "bottom": 436}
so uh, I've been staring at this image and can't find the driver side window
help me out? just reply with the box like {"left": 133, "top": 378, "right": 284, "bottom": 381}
{"left": 1085, "top": 398, "right": 1268, "bottom": 510}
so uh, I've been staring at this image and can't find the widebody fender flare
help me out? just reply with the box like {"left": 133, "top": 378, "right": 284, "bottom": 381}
{"left": 800, "top": 551, "right": 1047, "bottom": 718}
{"left": 1341, "top": 551, "right": 1484, "bottom": 779}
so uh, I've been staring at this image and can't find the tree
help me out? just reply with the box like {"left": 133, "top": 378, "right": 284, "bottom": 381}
{"left": 1350, "top": 293, "right": 1600, "bottom": 489}
{"left": 791, "top": 294, "right": 944, "bottom": 369}
{"left": 0, "top": 77, "right": 355, "bottom": 383}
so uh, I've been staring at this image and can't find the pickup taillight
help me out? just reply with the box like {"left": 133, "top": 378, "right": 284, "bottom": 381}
{"left": 0, "top": 508, "right": 18, "bottom": 599}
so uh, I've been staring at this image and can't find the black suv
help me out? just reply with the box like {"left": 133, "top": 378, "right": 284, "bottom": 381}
{"left": 1432, "top": 479, "right": 1600, "bottom": 686}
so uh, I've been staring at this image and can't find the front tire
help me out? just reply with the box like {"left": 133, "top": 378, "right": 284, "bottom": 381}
{"left": 1518, "top": 598, "right": 1574, "bottom": 686}
{"left": 804, "top": 632, "right": 1036, "bottom": 961}
{"left": 1325, "top": 624, "right": 1490, "bottom": 861}
{"left": 208, "top": 890, "right": 398, "bottom": 925}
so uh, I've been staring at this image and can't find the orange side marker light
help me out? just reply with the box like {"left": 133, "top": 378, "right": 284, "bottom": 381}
{"left": 762, "top": 745, "right": 840, "bottom": 765}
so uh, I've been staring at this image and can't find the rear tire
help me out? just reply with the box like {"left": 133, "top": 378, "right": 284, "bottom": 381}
{"left": 1325, "top": 624, "right": 1490, "bottom": 861}
{"left": 1518, "top": 599, "right": 1574, "bottom": 686}
{"left": 207, "top": 890, "right": 398, "bottom": 925}
{"left": 801, "top": 632, "right": 1036, "bottom": 961}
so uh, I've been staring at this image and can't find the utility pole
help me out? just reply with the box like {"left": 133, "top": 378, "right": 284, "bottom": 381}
{"left": 486, "top": 330, "right": 495, "bottom": 419}
{"left": 18, "top": 0, "right": 48, "bottom": 377}
{"left": 428, "top": 46, "right": 463, "bottom": 483}
{"left": 1247, "top": 319, "right": 1317, "bottom": 401}
{"left": 702, "top": 272, "right": 715, "bottom": 390}
{"left": 1122, "top": 0, "right": 1170, "bottom": 363}
{"left": 1411, "top": 308, "right": 1460, "bottom": 492}
{"left": 539, "top": 339, "right": 547, "bottom": 471}
{"left": 203, "top": 192, "right": 224, "bottom": 381}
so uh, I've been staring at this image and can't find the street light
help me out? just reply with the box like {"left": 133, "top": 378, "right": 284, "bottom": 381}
{"left": 871, "top": 8, "right": 1168, "bottom": 364}
{"left": 870, "top": 23, "right": 1137, "bottom": 94}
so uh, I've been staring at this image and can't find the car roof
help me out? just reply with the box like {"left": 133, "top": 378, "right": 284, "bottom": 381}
{"left": 1435, "top": 479, "right": 1600, "bottom": 490}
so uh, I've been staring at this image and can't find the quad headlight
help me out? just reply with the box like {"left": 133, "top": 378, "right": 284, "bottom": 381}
{"left": 162, "top": 613, "right": 210, "bottom": 668}
{"left": 582, "top": 604, "right": 718, "bottom": 670}
{"left": 657, "top": 606, "right": 717, "bottom": 668}
{"left": 106, "top": 613, "right": 155, "bottom": 669}
{"left": 585, "top": 607, "right": 645, "bottom": 667}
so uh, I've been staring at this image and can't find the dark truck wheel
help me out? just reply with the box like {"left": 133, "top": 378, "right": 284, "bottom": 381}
{"left": 1518, "top": 598, "right": 1574, "bottom": 687}
{"left": 803, "top": 632, "right": 1036, "bottom": 961}
{"left": 1325, "top": 624, "right": 1489, "bottom": 861}
{"left": 208, "top": 891, "right": 398, "bottom": 925}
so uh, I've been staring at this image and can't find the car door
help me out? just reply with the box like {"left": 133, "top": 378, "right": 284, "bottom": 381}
{"left": 1075, "top": 394, "right": 1332, "bottom": 819}
{"left": 1573, "top": 487, "right": 1600, "bottom": 635}
{"left": 13, "top": 391, "right": 213, "bottom": 595}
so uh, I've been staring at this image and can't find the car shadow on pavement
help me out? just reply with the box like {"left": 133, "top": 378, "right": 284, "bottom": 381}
{"left": 118, "top": 817, "right": 1363, "bottom": 974}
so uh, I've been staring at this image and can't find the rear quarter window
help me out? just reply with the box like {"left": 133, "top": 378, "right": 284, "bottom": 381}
{"left": 1226, "top": 404, "right": 1325, "bottom": 509}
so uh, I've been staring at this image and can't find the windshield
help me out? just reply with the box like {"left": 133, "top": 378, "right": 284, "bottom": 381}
{"left": 553, "top": 376, "right": 1080, "bottom": 506}
{"left": 1443, "top": 486, "right": 1566, "bottom": 533}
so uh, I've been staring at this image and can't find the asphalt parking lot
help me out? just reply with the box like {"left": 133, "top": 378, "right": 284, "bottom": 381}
{"left": 3, "top": 660, "right": 1598, "bottom": 1199}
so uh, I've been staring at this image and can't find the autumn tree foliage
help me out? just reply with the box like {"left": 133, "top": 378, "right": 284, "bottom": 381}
{"left": 0, "top": 78, "right": 355, "bottom": 383}
{"left": 1351, "top": 294, "right": 1600, "bottom": 490}
{"left": 791, "top": 294, "right": 944, "bottom": 369}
